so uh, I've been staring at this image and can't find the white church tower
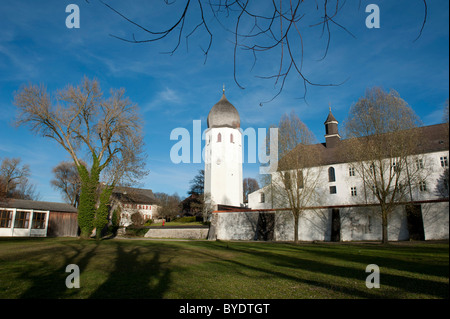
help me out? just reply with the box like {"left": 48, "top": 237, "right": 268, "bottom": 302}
{"left": 204, "top": 89, "right": 243, "bottom": 208}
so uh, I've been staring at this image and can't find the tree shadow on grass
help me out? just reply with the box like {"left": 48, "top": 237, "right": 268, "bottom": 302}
{"left": 88, "top": 242, "right": 171, "bottom": 298}
{"left": 191, "top": 241, "right": 448, "bottom": 298}
{"left": 19, "top": 241, "right": 99, "bottom": 298}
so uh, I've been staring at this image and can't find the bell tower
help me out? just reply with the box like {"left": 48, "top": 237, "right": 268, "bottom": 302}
{"left": 204, "top": 89, "right": 243, "bottom": 208}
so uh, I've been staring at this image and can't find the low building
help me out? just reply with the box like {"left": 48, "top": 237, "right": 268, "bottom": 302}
{"left": 238, "top": 111, "right": 449, "bottom": 242}
{"left": 0, "top": 199, "right": 78, "bottom": 237}
{"left": 110, "top": 186, "right": 160, "bottom": 226}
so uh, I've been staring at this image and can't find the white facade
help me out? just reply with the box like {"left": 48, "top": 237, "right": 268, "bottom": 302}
{"left": 119, "top": 203, "right": 157, "bottom": 227}
{"left": 249, "top": 150, "right": 449, "bottom": 210}
{"left": 243, "top": 121, "right": 449, "bottom": 242}
{"left": 204, "top": 126, "right": 243, "bottom": 207}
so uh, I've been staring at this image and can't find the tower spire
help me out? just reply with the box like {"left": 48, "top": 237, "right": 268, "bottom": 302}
{"left": 223, "top": 84, "right": 225, "bottom": 94}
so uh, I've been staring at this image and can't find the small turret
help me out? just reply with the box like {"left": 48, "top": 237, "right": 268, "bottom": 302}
{"left": 324, "top": 107, "right": 340, "bottom": 148}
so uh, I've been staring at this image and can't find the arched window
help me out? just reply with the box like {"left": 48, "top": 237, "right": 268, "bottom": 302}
{"left": 230, "top": 134, "right": 234, "bottom": 143}
{"left": 328, "top": 167, "right": 335, "bottom": 182}
{"left": 217, "top": 133, "right": 222, "bottom": 142}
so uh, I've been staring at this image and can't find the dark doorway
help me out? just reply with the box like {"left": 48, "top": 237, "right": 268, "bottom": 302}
{"left": 330, "top": 209, "right": 341, "bottom": 242}
{"left": 406, "top": 205, "right": 425, "bottom": 241}
{"left": 256, "top": 213, "right": 275, "bottom": 241}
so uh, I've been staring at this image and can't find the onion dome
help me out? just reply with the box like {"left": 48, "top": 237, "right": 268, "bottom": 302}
{"left": 207, "top": 92, "right": 240, "bottom": 129}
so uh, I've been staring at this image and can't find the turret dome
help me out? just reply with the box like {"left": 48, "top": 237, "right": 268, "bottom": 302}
{"left": 207, "top": 93, "right": 240, "bottom": 129}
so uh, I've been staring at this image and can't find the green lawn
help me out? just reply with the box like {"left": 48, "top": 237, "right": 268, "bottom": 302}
{"left": 0, "top": 237, "right": 448, "bottom": 299}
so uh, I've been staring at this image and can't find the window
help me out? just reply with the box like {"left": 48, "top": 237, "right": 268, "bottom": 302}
{"left": 260, "top": 193, "right": 265, "bottom": 203}
{"left": 419, "top": 181, "right": 427, "bottom": 192}
{"left": 328, "top": 167, "right": 335, "bottom": 182}
{"left": 349, "top": 167, "right": 355, "bottom": 177}
{"left": 329, "top": 186, "right": 337, "bottom": 194}
{"left": 32, "top": 212, "right": 47, "bottom": 229}
{"left": 14, "top": 211, "right": 30, "bottom": 229}
{"left": 0, "top": 210, "right": 12, "bottom": 228}
{"left": 372, "top": 185, "right": 378, "bottom": 195}
{"left": 297, "top": 170, "right": 304, "bottom": 189}
{"left": 369, "top": 163, "right": 376, "bottom": 175}
{"left": 392, "top": 161, "right": 400, "bottom": 173}
{"left": 415, "top": 159, "right": 424, "bottom": 169}
{"left": 230, "top": 134, "right": 234, "bottom": 143}
{"left": 351, "top": 187, "right": 357, "bottom": 197}
{"left": 440, "top": 156, "right": 448, "bottom": 168}
{"left": 217, "top": 133, "right": 222, "bottom": 142}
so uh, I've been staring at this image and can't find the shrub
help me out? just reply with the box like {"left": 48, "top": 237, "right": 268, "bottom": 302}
{"left": 131, "top": 212, "right": 144, "bottom": 226}
{"left": 144, "top": 219, "right": 153, "bottom": 226}
{"left": 125, "top": 227, "right": 148, "bottom": 237}
{"left": 175, "top": 216, "right": 196, "bottom": 223}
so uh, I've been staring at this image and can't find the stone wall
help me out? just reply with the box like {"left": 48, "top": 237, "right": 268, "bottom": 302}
{"left": 145, "top": 226, "right": 209, "bottom": 239}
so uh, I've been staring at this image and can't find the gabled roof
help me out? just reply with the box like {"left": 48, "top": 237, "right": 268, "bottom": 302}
{"left": 282, "top": 123, "right": 449, "bottom": 168}
{"left": 0, "top": 199, "right": 78, "bottom": 213}
{"left": 111, "top": 186, "right": 158, "bottom": 205}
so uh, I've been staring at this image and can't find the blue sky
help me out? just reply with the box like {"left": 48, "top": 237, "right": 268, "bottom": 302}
{"left": 0, "top": 0, "right": 448, "bottom": 202}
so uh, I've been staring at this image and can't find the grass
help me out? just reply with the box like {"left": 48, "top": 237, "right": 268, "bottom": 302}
{"left": 0, "top": 237, "right": 448, "bottom": 299}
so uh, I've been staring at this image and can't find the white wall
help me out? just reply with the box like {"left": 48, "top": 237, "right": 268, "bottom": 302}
{"left": 422, "top": 201, "right": 449, "bottom": 240}
{"left": 211, "top": 203, "right": 446, "bottom": 242}
{"left": 204, "top": 127, "right": 243, "bottom": 207}
{"left": 249, "top": 150, "right": 449, "bottom": 210}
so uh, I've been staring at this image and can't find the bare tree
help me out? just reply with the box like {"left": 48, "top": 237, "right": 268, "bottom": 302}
{"left": 243, "top": 177, "right": 259, "bottom": 203}
{"left": 51, "top": 161, "right": 82, "bottom": 207}
{"left": 0, "top": 157, "right": 30, "bottom": 195}
{"left": 93, "top": 0, "right": 427, "bottom": 104}
{"left": 343, "top": 87, "right": 424, "bottom": 244}
{"left": 0, "top": 179, "right": 6, "bottom": 202}
{"left": 14, "top": 77, "right": 147, "bottom": 238}
{"left": 154, "top": 192, "right": 182, "bottom": 221}
{"left": 435, "top": 168, "right": 449, "bottom": 199}
{"left": 270, "top": 111, "right": 323, "bottom": 243}
{"left": 0, "top": 157, "right": 39, "bottom": 200}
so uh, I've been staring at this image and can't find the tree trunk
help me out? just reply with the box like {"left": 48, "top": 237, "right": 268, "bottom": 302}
{"left": 381, "top": 208, "right": 389, "bottom": 244}
{"left": 293, "top": 212, "right": 299, "bottom": 243}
